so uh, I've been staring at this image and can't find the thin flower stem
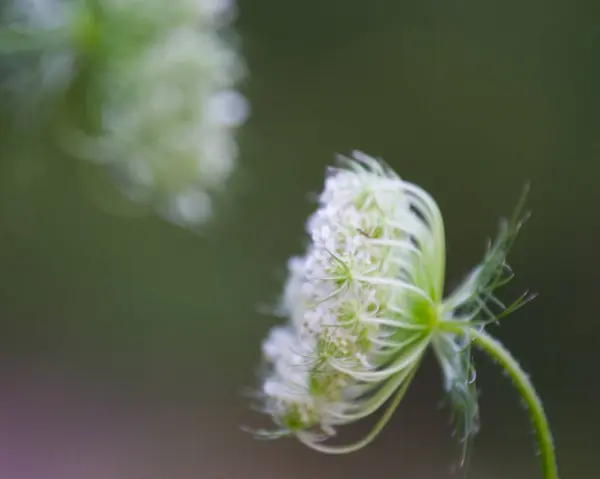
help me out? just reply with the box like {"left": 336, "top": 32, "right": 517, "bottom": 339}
{"left": 439, "top": 321, "right": 558, "bottom": 479}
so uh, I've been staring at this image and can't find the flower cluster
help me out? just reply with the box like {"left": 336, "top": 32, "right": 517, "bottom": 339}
{"left": 82, "top": 0, "right": 248, "bottom": 226}
{"left": 257, "top": 151, "right": 528, "bottom": 453}
{"left": 1, "top": 0, "right": 248, "bottom": 226}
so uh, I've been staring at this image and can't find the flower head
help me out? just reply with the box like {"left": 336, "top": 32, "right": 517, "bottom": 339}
{"left": 83, "top": 0, "right": 248, "bottom": 226}
{"left": 1, "top": 0, "right": 248, "bottom": 227}
{"left": 254, "top": 151, "right": 530, "bottom": 454}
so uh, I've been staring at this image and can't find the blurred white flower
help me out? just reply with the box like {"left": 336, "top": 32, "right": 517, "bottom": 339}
{"left": 1, "top": 0, "right": 248, "bottom": 227}
{"left": 254, "top": 151, "right": 530, "bottom": 454}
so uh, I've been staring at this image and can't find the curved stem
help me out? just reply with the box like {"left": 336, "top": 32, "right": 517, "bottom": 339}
{"left": 439, "top": 321, "right": 558, "bottom": 479}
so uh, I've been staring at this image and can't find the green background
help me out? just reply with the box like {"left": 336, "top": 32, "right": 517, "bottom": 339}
{"left": 0, "top": 0, "right": 598, "bottom": 477}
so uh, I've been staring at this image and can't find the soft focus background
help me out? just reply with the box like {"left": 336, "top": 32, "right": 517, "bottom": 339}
{"left": 1, "top": 0, "right": 599, "bottom": 478}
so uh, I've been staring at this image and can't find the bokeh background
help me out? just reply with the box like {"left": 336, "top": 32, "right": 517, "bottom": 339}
{"left": 1, "top": 0, "right": 599, "bottom": 477}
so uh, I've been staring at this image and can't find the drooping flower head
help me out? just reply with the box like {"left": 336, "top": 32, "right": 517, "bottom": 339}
{"left": 254, "top": 151, "right": 531, "bottom": 454}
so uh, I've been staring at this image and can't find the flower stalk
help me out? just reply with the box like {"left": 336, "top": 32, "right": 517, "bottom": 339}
{"left": 438, "top": 320, "right": 558, "bottom": 479}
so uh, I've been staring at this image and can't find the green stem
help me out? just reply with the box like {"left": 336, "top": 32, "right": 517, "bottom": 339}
{"left": 439, "top": 321, "right": 558, "bottom": 479}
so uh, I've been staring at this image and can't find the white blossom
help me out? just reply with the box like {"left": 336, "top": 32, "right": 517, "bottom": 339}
{"left": 1, "top": 0, "right": 248, "bottom": 227}
{"left": 255, "top": 151, "right": 529, "bottom": 453}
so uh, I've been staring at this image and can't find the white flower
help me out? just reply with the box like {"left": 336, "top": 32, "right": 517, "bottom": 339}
{"left": 1, "top": 0, "right": 248, "bottom": 227}
{"left": 79, "top": 0, "right": 248, "bottom": 226}
{"left": 255, "top": 151, "right": 530, "bottom": 453}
